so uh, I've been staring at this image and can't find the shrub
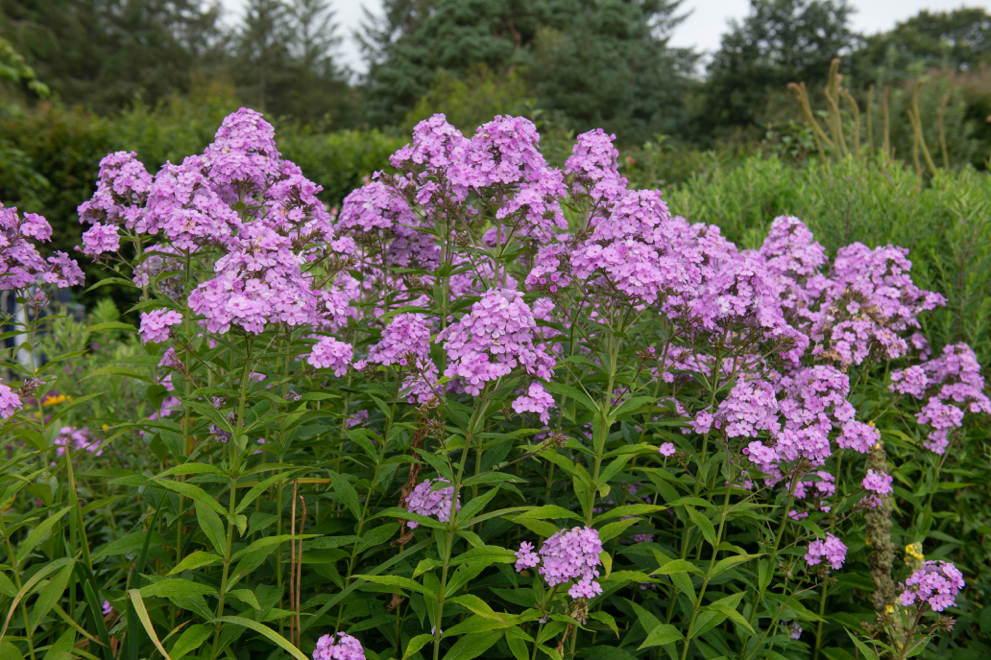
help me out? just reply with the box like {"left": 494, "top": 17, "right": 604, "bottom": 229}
{"left": 2, "top": 108, "right": 989, "bottom": 660}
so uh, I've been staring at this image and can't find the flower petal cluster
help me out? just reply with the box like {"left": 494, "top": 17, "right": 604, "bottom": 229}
{"left": 862, "top": 469, "right": 893, "bottom": 496}
{"left": 313, "top": 632, "right": 365, "bottom": 660}
{"left": 0, "top": 383, "right": 22, "bottom": 419}
{"left": 805, "top": 533, "right": 847, "bottom": 570}
{"left": 139, "top": 309, "right": 183, "bottom": 344}
{"left": 437, "top": 289, "right": 555, "bottom": 395}
{"left": 522, "top": 526, "right": 604, "bottom": 599}
{"left": 405, "top": 478, "right": 460, "bottom": 529}
{"left": 564, "top": 128, "right": 628, "bottom": 207}
{"left": 899, "top": 561, "right": 965, "bottom": 611}
{"left": 77, "top": 151, "right": 152, "bottom": 252}
{"left": 514, "top": 541, "right": 540, "bottom": 572}
{"left": 511, "top": 383, "right": 556, "bottom": 424}
{"left": 890, "top": 343, "right": 991, "bottom": 453}
{"left": 2, "top": 206, "right": 84, "bottom": 293}
{"left": 307, "top": 337, "right": 353, "bottom": 376}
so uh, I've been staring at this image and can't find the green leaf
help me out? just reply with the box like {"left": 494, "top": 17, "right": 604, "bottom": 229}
{"left": 29, "top": 561, "right": 73, "bottom": 634}
{"left": 685, "top": 506, "right": 717, "bottom": 547}
{"left": 353, "top": 575, "right": 438, "bottom": 598}
{"left": 15, "top": 506, "right": 71, "bottom": 566}
{"left": 440, "top": 631, "right": 502, "bottom": 660}
{"left": 331, "top": 472, "right": 362, "bottom": 519}
{"left": 228, "top": 589, "right": 263, "bottom": 610}
{"left": 154, "top": 479, "right": 228, "bottom": 517}
{"left": 92, "top": 530, "right": 166, "bottom": 560}
{"left": 703, "top": 593, "right": 754, "bottom": 637}
{"left": 128, "top": 590, "right": 173, "bottom": 660}
{"left": 543, "top": 381, "right": 598, "bottom": 414}
{"left": 597, "top": 517, "right": 642, "bottom": 543}
{"left": 512, "top": 516, "right": 560, "bottom": 538}
{"left": 168, "top": 552, "right": 221, "bottom": 576}
{"left": 593, "top": 504, "right": 666, "bottom": 522}
{"left": 171, "top": 624, "right": 212, "bottom": 660}
{"left": 159, "top": 463, "right": 228, "bottom": 478}
{"left": 456, "top": 486, "right": 502, "bottom": 524}
{"left": 402, "top": 633, "right": 434, "bottom": 660}
{"left": 139, "top": 579, "right": 215, "bottom": 600}
{"left": 83, "top": 321, "right": 137, "bottom": 333}
{"left": 588, "top": 611, "right": 619, "bottom": 637}
{"left": 651, "top": 559, "right": 703, "bottom": 576}
{"left": 41, "top": 628, "right": 75, "bottom": 660}
{"left": 212, "top": 616, "right": 308, "bottom": 660}
{"left": 711, "top": 553, "right": 761, "bottom": 577}
{"left": 231, "top": 535, "right": 317, "bottom": 561}
{"left": 845, "top": 630, "right": 881, "bottom": 660}
{"left": 447, "top": 595, "right": 506, "bottom": 622}
{"left": 609, "top": 396, "right": 657, "bottom": 419}
{"left": 638, "top": 623, "right": 684, "bottom": 649}
{"left": 516, "top": 505, "right": 581, "bottom": 521}
{"left": 236, "top": 471, "right": 297, "bottom": 515}
{"left": 196, "top": 504, "right": 227, "bottom": 556}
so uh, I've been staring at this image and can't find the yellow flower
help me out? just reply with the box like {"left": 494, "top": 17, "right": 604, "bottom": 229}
{"left": 885, "top": 605, "right": 894, "bottom": 614}
{"left": 42, "top": 394, "right": 72, "bottom": 406}
{"left": 905, "top": 542, "right": 924, "bottom": 560}
{"left": 868, "top": 420, "right": 876, "bottom": 428}
{"left": 101, "top": 424, "right": 110, "bottom": 431}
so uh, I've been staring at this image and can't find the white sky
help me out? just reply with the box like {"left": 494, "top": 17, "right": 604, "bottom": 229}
{"left": 219, "top": 0, "right": 991, "bottom": 75}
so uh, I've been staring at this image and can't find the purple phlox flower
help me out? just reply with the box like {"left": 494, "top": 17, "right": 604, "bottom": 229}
{"left": 862, "top": 469, "right": 894, "bottom": 497}
{"left": 313, "top": 632, "right": 365, "bottom": 660}
{"left": 437, "top": 289, "right": 555, "bottom": 396}
{"left": 805, "top": 533, "right": 847, "bottom": 570}
{"left": 0, "top": 383, "right": 22, "bottom": 419}
{"left": 306, "top": 337, "right": 353, "bottom": 377}
{"left": 658, "top": 442, "right": 676, "bottom": 457}
{"left": 139, "top": 309, "right": 183, "bottom": 344}
{"left": 512, "top": 382, "right": 556, "bottom": 424}
{"left": 899, "top": 561, "right": 965, "bottom": 612}
{"left": 536, "top": 526, "right": 603, "bottom": 599}
{"left": 515, "top": 541, "right": 540, "bottom": 572}
{"left": 405, "top": 478, "right": 460, "bottom": 528}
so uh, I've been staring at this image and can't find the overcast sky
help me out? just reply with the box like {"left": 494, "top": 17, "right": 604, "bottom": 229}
{"left": 218, "top": 0, "right": 991, "bottom": 75}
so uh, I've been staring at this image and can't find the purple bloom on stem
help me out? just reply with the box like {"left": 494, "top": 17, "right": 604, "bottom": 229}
{"left": 805, "top": 533, "right": 847, "bottom": 570}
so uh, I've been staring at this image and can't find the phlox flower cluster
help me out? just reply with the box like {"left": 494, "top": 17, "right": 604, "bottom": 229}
{"left": 54, "top": 426, "right": 101, "bottom": 456}
{"left": 79, "top": 109, "right": 356, "bottom": 355}
{"left": 313, "top": 632, "right": 365, "bottom": 660}
{"left": 139, "top": 309, "right": 183, "bottom": 344}
{"left": 77, "top": 150, "right": 152, "bottom": 254}
{"left": 0, "top": 384, "right": 22, "bottom": 419}
{"left": 307, "top": 337, "right": 353, "bottom": 377}
{"left": 517, "top": 527, "right": 604, "bottom": 599}
{"left": 511, "top": 383, "right": 556, "bottom": 424}
{"left": 899, "top": 561, "right": 965, "bottom": 612}
{"left": 1, "top": 206, "right": 83, "bottom": 295}
{"left": 862, "top": 469, "right": 894, "bottom": 497}
{"left": 890, "top": 344, "right": 991, "bottom": 453}
{"left": 405, "top": 479, "right": 460, "bottom": 528}
{"left": 437, "top": 289, "right": 555, "bottom": 396}
{"left": 805, "top": 533, "right": 847, "bottom": 570}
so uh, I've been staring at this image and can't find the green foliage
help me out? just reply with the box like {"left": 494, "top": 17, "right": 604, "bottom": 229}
{"left": 362, "top": 0, "right": 692, "bottom": 144}
{"left": 402, "top": 66, "right": 531, "bottom": 135}
{"left": 1, "top": 0, "right": 225, "bottom": 111}
{"left": 700, "top": 0, "right": 855, "bottom": 135}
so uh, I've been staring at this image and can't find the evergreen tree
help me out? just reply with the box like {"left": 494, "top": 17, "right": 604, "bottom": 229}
{"left": 360, "top": 0, "right": 692, "bottom": 143}
{"left": 1, "top": 0, "right": 225, "bottom": 110}
{"left": 699, "top": 0, "right": 853, "bottom": 134}
{"left": 851, "top": 8, "right": 991, "bottom": 83}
